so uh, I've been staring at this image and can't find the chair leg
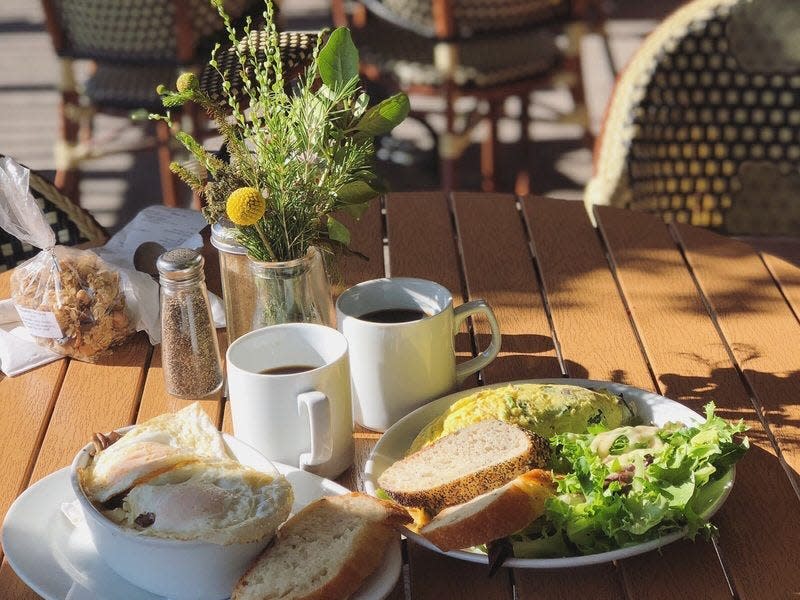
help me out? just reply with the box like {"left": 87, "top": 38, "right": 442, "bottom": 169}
{"left": 156, "top": 120, "right": 179, "bottom": 208}
{"left": 515, "top": 93, "right": 532, "bottom": 196}
{"left": 481, "top": 101, "right": 500, "bottom": 192}
{"left": 440, "top": 85, "right": 458, "bottom": 192}
{"left": 54, "top": 60, "right": 82, "bottom": 203}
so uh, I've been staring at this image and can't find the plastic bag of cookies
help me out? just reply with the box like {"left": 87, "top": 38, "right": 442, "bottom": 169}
{"left": 0, "top": 157, "right": 137, "bottom": 361}
{"left": 11, "top": 246, "right": 134, "bottom": 360}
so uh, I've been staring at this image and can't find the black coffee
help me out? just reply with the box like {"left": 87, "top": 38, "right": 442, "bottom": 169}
{"left": 358, "top": 308, "right": 428, "bottom": 323}
{"left": 259, "top": 364, "right": 318, "bottom": 375}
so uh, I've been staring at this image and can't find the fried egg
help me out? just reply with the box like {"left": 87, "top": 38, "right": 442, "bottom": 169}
{"left": 82, "top": 403, "right": 230, "bottom": 502}
{"left": 107, "top": 460, "right": 294, "bottom": 545}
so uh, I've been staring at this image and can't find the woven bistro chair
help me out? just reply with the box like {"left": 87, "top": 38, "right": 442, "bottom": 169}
{"left": 198, "top": 30, "right": 319, "bottom": 105}
{"left": 0, "top": 155, "right": 107, "bottom": 272}
{"left": 332, "top": 0, "right": 601, "bottom": 192}
{"left": 585, "top": 0, "right": 800, "bottom": 235}
{"left": 40, "top": 0, "right": 264, "bottom": 208}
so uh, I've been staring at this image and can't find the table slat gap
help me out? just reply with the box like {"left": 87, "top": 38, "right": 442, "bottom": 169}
{"left": 597, "top": 216, "right": 738, "bottom": 597}
{"left": 0, "top": 358, "right": 68, "bottom": 565}
{"left": 526, "top": 200, "right": 729, "bottom": 597}
{"left": 518, "top": 195, "right": 569, "bottom": 377}
{"left": 591, "top": 205, "right": 663, "bottom": 393}
{"left": 447, "top": 191, "right": 482, "bottom": 376}
{"left": 669, "top": 223, "right": 800, "bottom": 502}
{"left": 129, "top": 343, "right": 155, "bottom": 424}
{"left": 596, "top": 205, "right": 800, "bottom": 598}
{"left": 522, "top": 197, "right": 653, "bottom": 389}
{"left": 387, "top": 192, "right": 511, "bottom": 600}
{"left": 758, "top": 253, "right": 800, "bottom": 326}
{"left": 453, "top": 193, "right": 618, "bottom": 599}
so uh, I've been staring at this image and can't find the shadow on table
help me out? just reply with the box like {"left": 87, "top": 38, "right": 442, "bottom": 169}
{"left": 659, "top": 365, "right": 800, "bottom": 487}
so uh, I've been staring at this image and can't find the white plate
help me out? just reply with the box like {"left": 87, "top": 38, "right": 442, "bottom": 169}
{"left": 364, "top": 378, "right": 735, "bottom": 569}
{"left": 3, "top": 463, "right": 401, "bottom": 600}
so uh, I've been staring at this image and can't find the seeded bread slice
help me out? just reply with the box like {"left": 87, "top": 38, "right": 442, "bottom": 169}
{"left": 378, "top": 420, "right": 550, "bottom": 514}
{"left": 420, "top": 469, "right": 555, "bottom": 552}
{"left": 232, "top": 493, "right": 411, "bottom": 600}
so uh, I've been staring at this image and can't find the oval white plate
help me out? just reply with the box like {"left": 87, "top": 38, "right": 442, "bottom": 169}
{"left": 3, "top": 461, "right": 400, "bottom": 600}
{"left": 364, "top": 378, "right": 735, "bottom": 569}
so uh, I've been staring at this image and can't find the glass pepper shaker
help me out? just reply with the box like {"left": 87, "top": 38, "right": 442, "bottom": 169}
{"left": 157, "top": 248, "right": 223, "bottom": 398}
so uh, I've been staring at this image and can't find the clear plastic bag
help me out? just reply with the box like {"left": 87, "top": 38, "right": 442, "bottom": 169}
{"left": 0, "top": 157, "right": 136, "bottom": 361}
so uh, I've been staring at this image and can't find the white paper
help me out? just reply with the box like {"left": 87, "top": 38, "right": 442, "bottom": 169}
{"left": 95, "top": 205, "right": 206, "bottom": 269}
{"left": 14, "top": 306, "right": 63, "bottom": 338}
{"left": 0, "top": 299, "right": 61, "bottom": 376}
{"left": 0, "top": 206, "right": 225, "bottom": 375}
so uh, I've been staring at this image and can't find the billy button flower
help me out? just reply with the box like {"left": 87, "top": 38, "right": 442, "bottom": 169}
{"left": 175, "top": 72, "right": 199, "bottom": 93}
{"left": 226, "top": 187, "right": 267, "bottom": 226}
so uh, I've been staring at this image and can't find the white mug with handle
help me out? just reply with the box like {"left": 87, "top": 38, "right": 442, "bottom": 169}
{"left": 226, "top": 323, "right": 353, "bottom": 479}
{"left": 336, "top": 278, "right": 501, "bottom": 431}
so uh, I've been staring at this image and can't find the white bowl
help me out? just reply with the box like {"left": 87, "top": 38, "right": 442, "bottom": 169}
{"left": 69, "top": 427, "right": 286, "bottom": 600}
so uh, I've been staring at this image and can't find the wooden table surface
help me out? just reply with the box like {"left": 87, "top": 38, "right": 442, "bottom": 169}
{"left": 1, "top": 193, "right": 799, "bottom": 599}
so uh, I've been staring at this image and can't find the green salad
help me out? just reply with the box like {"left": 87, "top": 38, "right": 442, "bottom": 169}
{"left": 511, "top": 403, "right": 748, "bottom": 558}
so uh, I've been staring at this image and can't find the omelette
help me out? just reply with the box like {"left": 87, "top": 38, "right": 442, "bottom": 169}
{"left": 408, "top": 383, "right": 633, "bottom": 453}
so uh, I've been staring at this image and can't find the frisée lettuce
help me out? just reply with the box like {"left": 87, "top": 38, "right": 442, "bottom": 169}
{"left": 511, "top": 403, "right": 748, "bottom": 557}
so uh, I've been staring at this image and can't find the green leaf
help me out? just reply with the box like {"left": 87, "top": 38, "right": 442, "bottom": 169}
{"left": 327, "top": 215, "right": 351, "bottom": 245}
{"left": 352, "top": 93, "right": 410, "bottom": 137}
{"left": 337, "top": 180, "right": 379, "bottom": 204}
{"left": 341, "top": 202, "right": 371, "bottom": 218}
{"left": 318, "top": 28, "right": 359, "bottom": 87}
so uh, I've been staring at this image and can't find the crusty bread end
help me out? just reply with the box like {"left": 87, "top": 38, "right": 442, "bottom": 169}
{"left": 232, "top": 493, "right": 410, "bottom": 600}
{"left": 419, "top": 469, "right": 555, "bottom": 552}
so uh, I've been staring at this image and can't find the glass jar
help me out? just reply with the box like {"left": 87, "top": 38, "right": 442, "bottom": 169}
{"left": 210, "top": 221, "right": 256, "bottom": 343}
{"left": 157, "top": 248, "right": 223, "bottom": 398}
{"left": 249, "top": 246, "right": 334, "bottom": 329}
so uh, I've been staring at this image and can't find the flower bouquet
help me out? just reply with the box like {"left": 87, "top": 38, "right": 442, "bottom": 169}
{"left": 152, "top": 0, "right": 409, "bottom": 327}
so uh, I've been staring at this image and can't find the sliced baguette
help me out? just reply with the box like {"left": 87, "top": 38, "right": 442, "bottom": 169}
{"left": 232, "top": 492, "right": 411, "bottom": 600}
{"left": 419, "top": 469, "right": 555, "bottom": 552}
{"left": 378, "top": 420, "right": 550, "bottom": 513}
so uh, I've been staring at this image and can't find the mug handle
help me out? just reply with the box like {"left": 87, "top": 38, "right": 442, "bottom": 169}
{"left": 297, "top": 391, "right": 333, "bottom": 468}
{"left": 453, "top": 299, "right": 501, "bottom": 385}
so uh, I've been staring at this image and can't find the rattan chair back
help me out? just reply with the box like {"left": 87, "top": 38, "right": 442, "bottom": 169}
{"left": 0, "top": 156, "right": 107, "bottom": 271}
{"left": 42, "top": 0, "right": 261, "bottom": 64}
{"left": 586, "top": 0, "right": 800, "bottom": 235}
{"left": 366, "top": 0, "right": 570, "bottom": 37}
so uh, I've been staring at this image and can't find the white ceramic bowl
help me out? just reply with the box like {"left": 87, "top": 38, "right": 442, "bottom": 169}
{"left": 69, "top": 428, "right": 286, "bottom": 600}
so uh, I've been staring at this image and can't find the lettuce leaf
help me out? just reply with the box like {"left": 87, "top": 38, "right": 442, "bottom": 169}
{"left": 515, "top": 403, "right": 747, "bottom": 557}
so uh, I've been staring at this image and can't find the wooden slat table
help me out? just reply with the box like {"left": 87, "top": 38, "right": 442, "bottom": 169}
{"left": 2, "top": 193, "right": 799, "bottom": 600}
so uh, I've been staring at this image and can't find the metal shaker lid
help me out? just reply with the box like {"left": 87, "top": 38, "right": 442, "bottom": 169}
{"left": 157, "top": 248, "right": 205, "bottom": 281}
{"left": 210, "top": 221, "right": 247, "bottom": 255}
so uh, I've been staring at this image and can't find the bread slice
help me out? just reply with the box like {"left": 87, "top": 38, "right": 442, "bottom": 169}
{"left": 419, "top": 469, "right": 555, "bottom": 552}
{"left": 378, "top": 420, "right": 550, "bottom": 513}
{"left": 232, "top": 493, "right": 411, "bottom": 600}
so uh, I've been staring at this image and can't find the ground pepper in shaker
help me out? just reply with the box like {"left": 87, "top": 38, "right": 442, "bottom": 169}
{"left": 157, "top": 248, "right": 223, "bottom": 398}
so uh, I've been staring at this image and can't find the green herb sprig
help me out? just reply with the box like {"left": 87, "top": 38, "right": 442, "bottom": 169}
{"left": 151, "top": 0, "right": 409, "bottom": 262}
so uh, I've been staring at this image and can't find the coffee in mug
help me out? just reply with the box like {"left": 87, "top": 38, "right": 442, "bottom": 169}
{"left": 226, "top": 323, "right": 354, "bottom": 479}
{"left": 337, "top": 278, "right": 501, "bottom": 431}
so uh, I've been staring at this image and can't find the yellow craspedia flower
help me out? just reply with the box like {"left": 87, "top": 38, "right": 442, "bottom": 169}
{"left": 176, "top": 72, "right": 199, "bottom": 93}
{"left": 226, "top": 187, "right": 266, "bottom": 226}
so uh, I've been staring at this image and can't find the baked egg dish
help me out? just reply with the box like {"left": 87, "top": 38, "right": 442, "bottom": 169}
{"left": 79, "top": 403, "right": 293, "bottom": 545}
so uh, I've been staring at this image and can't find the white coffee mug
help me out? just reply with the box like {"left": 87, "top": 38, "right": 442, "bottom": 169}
{"left": 336, "top": 278, "right": 501, "bottom": 431}
{"left": 226, "top": 323, "right": 354, "bottom": 480}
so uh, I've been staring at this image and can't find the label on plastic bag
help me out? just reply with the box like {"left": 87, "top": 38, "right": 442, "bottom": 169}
{"left": 14, "top": 305, "right": 64, "bottom": 339}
